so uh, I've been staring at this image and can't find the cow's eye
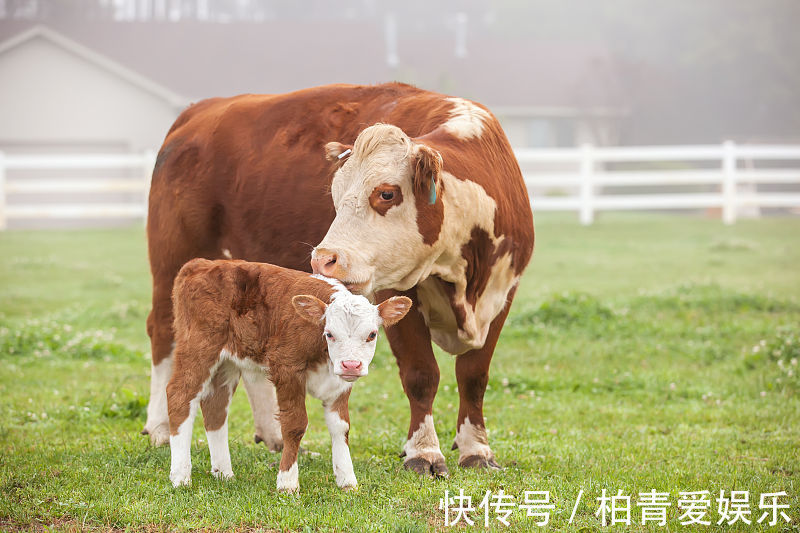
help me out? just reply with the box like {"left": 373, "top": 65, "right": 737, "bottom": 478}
{"left": 380, "top": 191, "right": 394, "bottom": 201}
{"left": 325, "top": 332, "right": 335, "bottom": 341}
{"left": 367, "top": 331, "right": 377, "bottom": 342}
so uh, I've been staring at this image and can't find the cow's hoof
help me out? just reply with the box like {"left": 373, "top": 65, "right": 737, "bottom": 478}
{"left": 339, "top": 482, "right": 358, "bottom": 491}
{"left": 403, "top": 456, "right": 449, "bottom": 478}
{"left": 144, "top": 424, "right": 170, "bottom": 447}
{"left": 277, "top": 485, "right": 299, "bottom": 494}
{"left": 458, "top": 454, "right": 502, "bottom": 470}
{"left": 254, "top": 433, "right": 283, "bottom": 452}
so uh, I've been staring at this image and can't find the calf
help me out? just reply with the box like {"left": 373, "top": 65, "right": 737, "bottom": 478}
{"left": 166, "top": 258, "right": 411, "bottom": 491}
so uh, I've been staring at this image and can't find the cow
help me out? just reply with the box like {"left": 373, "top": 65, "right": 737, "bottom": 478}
{"left": 145, "top": 82, "right": 535, "bottom": 477}
{"left": 167, "top": 258, "right": 411, "bottom": 490}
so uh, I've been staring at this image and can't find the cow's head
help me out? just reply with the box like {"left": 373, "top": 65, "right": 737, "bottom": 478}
{"left": 292, "top": 291, "right": 412, "bottom": 381}
{"left": 311, "top": 124, "right": 443, "bottom": 294}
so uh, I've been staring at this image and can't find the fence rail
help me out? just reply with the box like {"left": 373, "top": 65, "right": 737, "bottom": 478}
{"left": 1, "top": 143, "right": 799, "bottom": 228}
{"left": 518, "top": 142, "right": 800, "bottom": 224}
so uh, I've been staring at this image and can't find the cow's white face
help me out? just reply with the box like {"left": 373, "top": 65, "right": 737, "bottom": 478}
{"left": 292, "top": 291, "right": 412, "bottom": 381}
{"left": 311, "top": 124, "right": 442, "bottom": 294}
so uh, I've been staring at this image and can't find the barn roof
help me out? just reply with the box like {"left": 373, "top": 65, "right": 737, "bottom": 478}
{"left": 0, "top": 24, "right": 188, "bottom": 108}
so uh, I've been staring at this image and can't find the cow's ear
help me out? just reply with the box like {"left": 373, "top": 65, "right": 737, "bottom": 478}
{"left": 412, "top": 143, "right": 442, "bottom": 205}
{"left": 377, "top": 296, "right": 413, "bottom": 327}
{"left": 292, "top": 295, "right": 328, "bottom": 324}
{"left": 325, "top": 142, "right": 353, "bottom": 164}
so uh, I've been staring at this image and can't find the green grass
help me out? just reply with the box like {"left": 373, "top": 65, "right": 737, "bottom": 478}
{"left": 1, "top": 213, "right": 799, "bottom": 532}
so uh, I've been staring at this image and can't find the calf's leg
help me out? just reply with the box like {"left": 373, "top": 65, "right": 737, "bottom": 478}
{"left": 201, "top": 362, "right": 240, "bottom": 480}
{"left": 453, "top": 290, "right": 515, "bottom": 469}
{"left": 379, "top": 288, "right": 448, "bottom": 478}
{"left": 274, "top": 376, "right": 308, "bottom": 492}
{"left": 324, "top": 390, "right": 356, "bottom": 489}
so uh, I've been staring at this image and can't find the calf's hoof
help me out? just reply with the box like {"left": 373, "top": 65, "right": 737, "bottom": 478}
{"left": 458, "top": 454, "right": 501, "bottom": 470}
{"left": 170, "top": 471, "right": 192, "bottom": 487}
{"left": 254, "top": 433, "right": 283, "bottom": 453}
{"left": 142, "top": 424, "right": 170, "bottom": 447}
{"left": 211, "top": 467, "right": 234, "bottom": 480}
{"left": 402, "top": 454, "right": 449, "bottom": 478}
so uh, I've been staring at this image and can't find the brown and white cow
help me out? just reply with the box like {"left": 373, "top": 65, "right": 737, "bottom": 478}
{"left": 145, "top": 83, "right": 534, "bottom": 476}
{"left": 167, "top": 258, "right": 411, "bottom": 490}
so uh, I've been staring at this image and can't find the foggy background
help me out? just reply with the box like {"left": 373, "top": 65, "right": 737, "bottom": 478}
{"left": 2, "top": 0, "right": 798, "bottom": 151}
{"left": 0, "top": 0, "right": 798, "bottom": 229}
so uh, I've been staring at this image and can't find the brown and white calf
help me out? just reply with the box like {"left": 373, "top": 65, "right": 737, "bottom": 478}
{"left": 166, "top": 258, "right": 411, "bottom": 490}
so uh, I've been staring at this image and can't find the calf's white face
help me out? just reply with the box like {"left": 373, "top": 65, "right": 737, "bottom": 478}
{"left": 292, "top": 292, "right": 411, "bottom": 381}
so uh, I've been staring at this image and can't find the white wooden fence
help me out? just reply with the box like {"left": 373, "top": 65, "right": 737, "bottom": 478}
{"left": 517, "top": 142, "right": 800, "bottom": 225}
{"left": 1, "top": 143, "right": 800, "bottom": 229}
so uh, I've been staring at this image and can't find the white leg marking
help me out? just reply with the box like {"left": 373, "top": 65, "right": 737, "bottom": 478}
{"left": 454, "top": 416, "right": 496, "bottom": 464}
{"left": 207, "top": 424, "right": 233, "bottom": 480}
{"left": 169, "top": 398, "right": 199, "bottom": 487}
{"left": 145, "top": 355, "right": 173, "bottom": 446}
{"left": 324, "top": 409, "right": 356, "bottom": 489}
{"left": 276, "top": 462, "right": 299, "bottom": 492}
{"left": 242, "top": 370, "right": 283, "bottom": 451}
{"left": 403, "top": 414, "right": 445, "bottom": 463}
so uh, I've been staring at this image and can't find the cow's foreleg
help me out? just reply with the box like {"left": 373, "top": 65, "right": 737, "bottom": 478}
{"left": 242, "top": 370, "right": 283, "bottom": 452}
{"left": 453, "top": 290, "right": 515, "bottom": 469}
{"left": 274, "top": 375, "right": 307, "bottom": 492}
{"left": 144, "top": 283, "right": 175, "bottom": 446}
{"left": 324, "top": 390, "right": 356, "bottom": 489}
{"left": 201, "top": 362, "right": 240, "bottom": 480}
{"left": 381, "top": 289, "right": 448, "bottom": 478}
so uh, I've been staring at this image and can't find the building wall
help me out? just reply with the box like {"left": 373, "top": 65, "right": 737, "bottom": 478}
{"left": 0, "top": 36, "right": 181, "bottom": 153}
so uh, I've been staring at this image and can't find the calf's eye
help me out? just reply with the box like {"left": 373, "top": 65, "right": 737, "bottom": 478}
{"left": 367, "top": 331, "right": 377, "bottom": 341}
{"left": 380, "top": 191, "right": 394, "bottom": 201}
{"left": 325, "top": 332, "right": 335, "bottom": 341}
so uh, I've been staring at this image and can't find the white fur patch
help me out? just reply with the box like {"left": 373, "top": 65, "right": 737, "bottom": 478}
{"left": 207, "top": 425, "right": 233, "bottom": 480}
{"left": 441, "top": 97, "right": 491, "bottom": 140}
{"left": 276, "top": 462, "right": 299, "bottom": 492}
{"left": 324, "top": 409, "right": 357, "bottom": 489}
{"left": 306, "top": 361, "right": 353, "bottom": 404}
{"left": 169, "top": 398, "right": 199, "bottom": 487}
{"left": 454, "top": 416, "right": 493, "bottom": 461}
{"left": 403, "top": 414, "right": 444, "bottom": 461}
{"left": 241, "top": 370, "right": 282, "bottom": 450}
{"left": 145, "top": 355, "right": 173, "bottom": 444}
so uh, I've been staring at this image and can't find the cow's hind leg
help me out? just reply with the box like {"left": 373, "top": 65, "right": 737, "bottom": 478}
{"left": 201, "top": 361, "right": 240, "bottom": 480}
{"left": 242, "top": 371, "right": 283, "bottom": 451}
{"left": 144, "top": 281, "right": 175, "bottom": 446}
{"left": 380, "top": 288, "right": 448, "bottom": 478}
{"left": 453, "top": 290, "right": 515, "bottom": 470}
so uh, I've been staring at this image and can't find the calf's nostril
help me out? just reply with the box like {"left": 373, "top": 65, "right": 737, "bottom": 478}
{"left": 342, "top": 360, "right": 362, "bottom": 371}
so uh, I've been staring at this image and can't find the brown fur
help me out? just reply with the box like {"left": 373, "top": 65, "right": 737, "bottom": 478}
{"left": 149, "top": 82, "right": 534, "bottom": 471}
{"left": 167, "top": 259, "right": 338, "bottom": 473}
{"left": 369, "top": 184, "right": 404, "bottom": 216}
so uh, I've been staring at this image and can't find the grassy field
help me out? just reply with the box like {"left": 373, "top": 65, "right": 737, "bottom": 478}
{"left": 0, "top": 213, "right": 798, "bottom": 532}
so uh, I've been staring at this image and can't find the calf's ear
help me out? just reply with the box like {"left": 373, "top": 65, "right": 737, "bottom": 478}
{"left": 377, "top": 296, "right": 413, "bottom": 327}
{"left": 324, "top": 142, "right": 354, "bottom": 164}
{"left": 292, "top": 295, "right": 328, "bottom": 324}
{"left": 412, "top": 143, "right": 442, "bottom": 205}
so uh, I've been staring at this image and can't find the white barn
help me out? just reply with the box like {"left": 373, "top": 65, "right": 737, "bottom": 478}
{"left": 0, "top": 25, "right": 186, "bottom": 155}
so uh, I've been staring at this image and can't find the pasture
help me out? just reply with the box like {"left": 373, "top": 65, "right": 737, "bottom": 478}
{"left": 1, "top": 213, "right": 798, "bottom": 531}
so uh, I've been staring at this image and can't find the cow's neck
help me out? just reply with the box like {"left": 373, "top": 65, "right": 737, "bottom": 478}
{"left": 417, "top": 172, "right": 519, "bottom": 355}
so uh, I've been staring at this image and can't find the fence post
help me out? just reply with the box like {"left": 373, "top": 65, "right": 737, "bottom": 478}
{"left": 579, "top": 143, "right": 595, "bottom": 225}
{"left": 142, "top": 149, "right": 157, "bottom": 226}
{"left": 0, "top": 151, "right": 6, "bottom": 231}
{"left": 722, "top": 140, "right": 737, "bottom": 225}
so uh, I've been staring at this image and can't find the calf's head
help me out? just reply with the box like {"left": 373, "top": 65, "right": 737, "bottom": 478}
{"left": 311, "top": 123, "right": 443, "bottom": 294}
{"left": 292, "top": 291, "right": 412, "bottom": 381}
